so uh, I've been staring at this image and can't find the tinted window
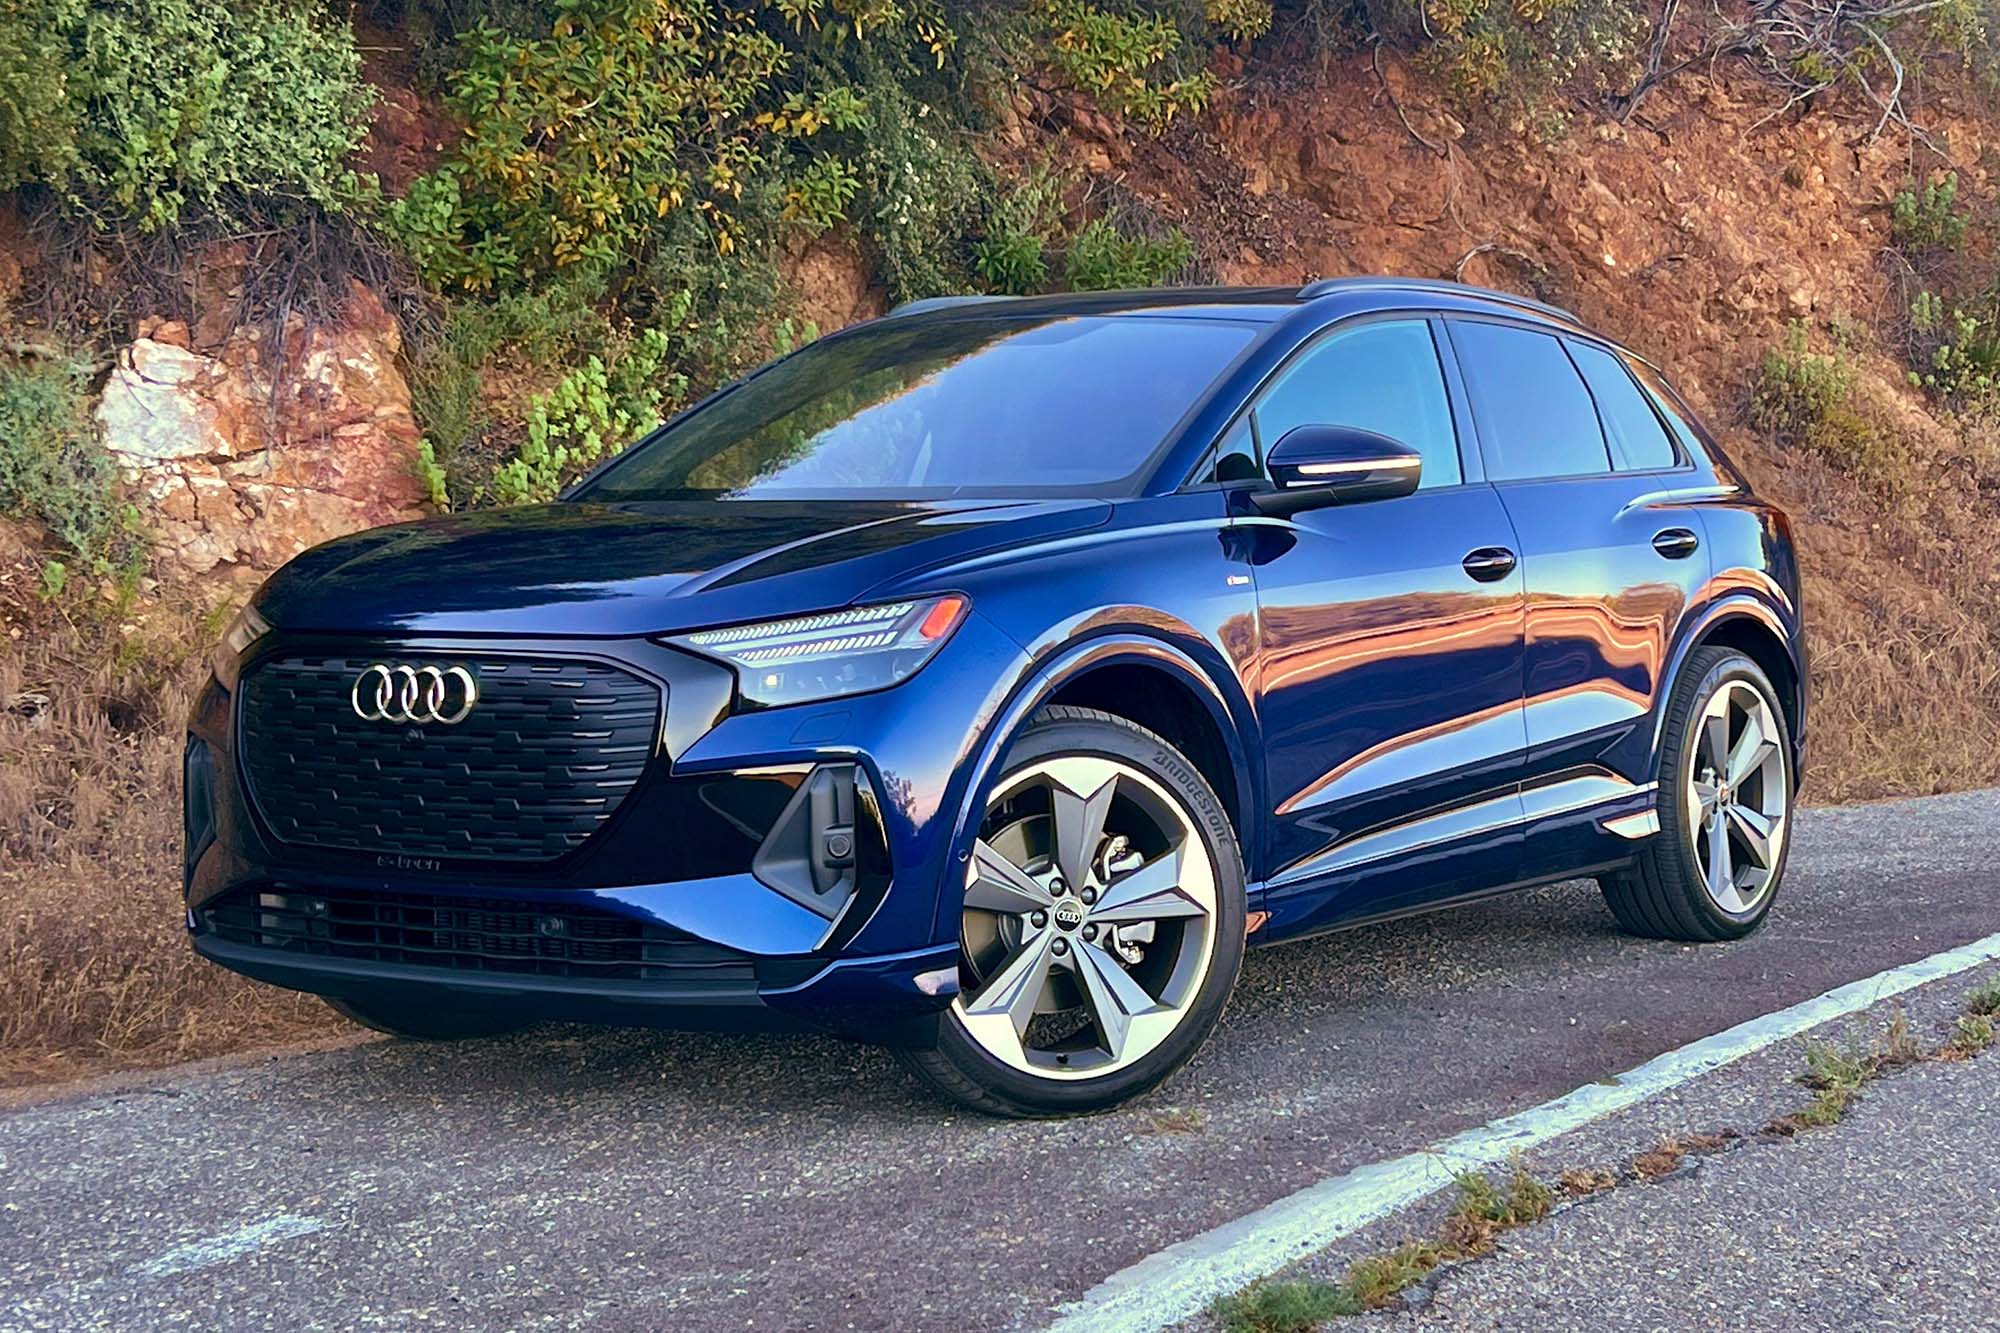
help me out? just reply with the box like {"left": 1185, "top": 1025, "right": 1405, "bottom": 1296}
{"left": 577, "top": 315, "right": 1256, "bottom": 500}
{"left": 1201, "top": 416, "right": 1259, "bottom": 484}
{"left": 1450, "top": 321, "right": 1611, "bottom": 481}
{"left": 1568, "top": 341, "right": 1677, "bottom": 471}
{"left": 1627, "top": 361, "right": 1711, "bottom": 464}
{"left": 1251, "top": 320, "right": 1460, "bottom": 488}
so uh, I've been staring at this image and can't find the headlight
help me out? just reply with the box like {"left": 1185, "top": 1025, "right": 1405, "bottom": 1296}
{"left": 668, "top": 595, "right": 968, "bottom": 708}
{"left": 211, "top": 604, "right": 272, "bottom": 684}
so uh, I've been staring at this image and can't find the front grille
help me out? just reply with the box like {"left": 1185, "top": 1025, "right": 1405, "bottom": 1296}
{"left": 200, "top": 886, "right": 757, "bottom": 987}
{"left": 238, "top": 654, "right": 660, "bottom": 862}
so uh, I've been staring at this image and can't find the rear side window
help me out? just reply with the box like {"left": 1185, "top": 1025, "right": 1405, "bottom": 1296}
{"left": 1449, "top": 321, "right": 1611, "bottom": 481}
{"left": 1567, "top": 341, "right": 1678, "bottom": 471}
{"left": 1626, "top": 360, "right": 1712, "bottom": 465}
{"left": 1250, "top": 320, "right": 1461, "bottom": 489}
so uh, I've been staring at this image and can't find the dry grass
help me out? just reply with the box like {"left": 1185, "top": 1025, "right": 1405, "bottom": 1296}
{"left": 0, "top": 547, "right": 325, "bottom": 1086}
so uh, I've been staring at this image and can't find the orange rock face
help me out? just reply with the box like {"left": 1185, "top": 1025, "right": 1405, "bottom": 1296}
{"left": 97, "top": 284, "right": 427, "bottom": 575}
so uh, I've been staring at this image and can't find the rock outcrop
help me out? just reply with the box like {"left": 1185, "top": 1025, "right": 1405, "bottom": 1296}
{"left": 96, "top": 284, "right": 425, "bottom": 574}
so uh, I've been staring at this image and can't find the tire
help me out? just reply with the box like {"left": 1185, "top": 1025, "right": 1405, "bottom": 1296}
{"left": 1599, "top": 646, "right": 1794, "bottom": 942}
{"left": 899, "top": 705, "right": 1247, "bottom": 1117}
{"left": 324, "top": 995, "right": 528, "bottom": 1041}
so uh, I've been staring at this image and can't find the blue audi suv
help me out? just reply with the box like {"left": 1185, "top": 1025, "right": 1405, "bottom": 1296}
{"left": 188, "top": 279, "right": 1806, "bottom": 1115}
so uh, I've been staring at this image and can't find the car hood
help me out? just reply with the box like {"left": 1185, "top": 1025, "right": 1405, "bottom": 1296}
{"left": 253, "top": 499, "right": 1110, "bottom": 637}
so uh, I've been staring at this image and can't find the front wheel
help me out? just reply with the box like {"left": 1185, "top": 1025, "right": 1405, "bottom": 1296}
{"left": 900, "top": 706, "right": 1247, "bottom": 1117}
{"left": 1599, "top": 646, "right": 1794, "bottom": 942}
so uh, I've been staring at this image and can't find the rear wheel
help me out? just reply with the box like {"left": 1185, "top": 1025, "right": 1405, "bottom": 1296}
{"left": 324, "top": 995, "right": 527, "bottom": 1041}
{"left": 1599, "top": 646, "right": 1793, "bottom": 941}
{"left": 900, "top": 706, "right": 1246, "bottom": 1117}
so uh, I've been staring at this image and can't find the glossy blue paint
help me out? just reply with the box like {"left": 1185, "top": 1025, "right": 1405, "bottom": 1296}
{"left": 187, "top": 279, "right": 1808, "bottom": 1035}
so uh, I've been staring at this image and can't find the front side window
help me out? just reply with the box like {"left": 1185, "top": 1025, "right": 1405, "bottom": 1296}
{"left": 1449, "top": 321, "right": 1612, "bottom": 482}
{"left": 1249, "top": 319, "right": 1461, "bottom": 488}
{"left": 1567, "top": 340, "right": 1678, "bottom": 471}
{"left": 576, "top": 315, "right": 1258, "bottom": 501}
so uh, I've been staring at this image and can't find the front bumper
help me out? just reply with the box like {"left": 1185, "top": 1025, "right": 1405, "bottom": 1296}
{"left": 185, "top": 616, "right": 1030, "bottom": 1036}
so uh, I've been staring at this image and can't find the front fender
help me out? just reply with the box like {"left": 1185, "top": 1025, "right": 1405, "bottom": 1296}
{"left": 925, "top": 629, "right": 1260, "bottom": 946}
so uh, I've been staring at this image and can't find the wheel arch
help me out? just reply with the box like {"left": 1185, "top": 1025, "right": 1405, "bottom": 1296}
{"left": 1661, "top": 597, "right": 1805, "bottom": 786}
{"left": 931, "top": 635, "right": 1260, "bottom": 946}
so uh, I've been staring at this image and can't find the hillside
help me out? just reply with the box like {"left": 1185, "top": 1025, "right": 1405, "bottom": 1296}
{"left": 2, "top": 0, "right": 1997, "bottom": 1081}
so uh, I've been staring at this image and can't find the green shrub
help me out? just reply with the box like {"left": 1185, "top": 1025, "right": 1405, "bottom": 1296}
{"left": 1065, "top": 216, "right": 1194, "bottom": 289}
{"left": 1373, "top": 0, "right": 1645, "bottom": 125}
{"left": 1750, "top": 321, "right": 1855, "bottom": 446}
{"left": 1892, "top": 173, "right": 1970, "bottom": 253}
{"left": 0, "top": 0, "right": 371, "bottom": 230}
{"left": 0, "top": 357, "right": 144, "bottom": 588}
{"left": 1035, "top": 0, "right": 1216, "bottom": 130}
{"left": 845, "top": 59, "right": 993, "bottom": 303}
{"left": 972, "top": 162, "right": 1068, "bottom": 294}
{"left": 1908, "top": 290, "right": 2000, "bottom": 408}
{"left": 490, "top": 330, "right": 670, "bottom": 506}
{"left": 1205, "top": 0, "right": 1274, "bottom": 42}
{"left": 390, "top": 0, "right": 961, "bottom": 294}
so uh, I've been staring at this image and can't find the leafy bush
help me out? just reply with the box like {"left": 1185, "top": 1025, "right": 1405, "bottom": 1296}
{"left": 1065, "top": 216, "right": 1194, "bottom": 289}
{"left": 0, "top": 0, "right": 371, "bottom": 230}
{"left": 491, "top": 330, "right": 670, "bottom": 505}
{"left": 0, "top": 357, "right": 143, "bottom": 590}
{"left": 1751, "top": 321, "right": 1912, "bottom": 488}
{"left": 1035, "top": 0, "right": 1216, "bottom": 130}
{"left": 1892, "top": 172, "right": 1970, "bottom": 253}
{"left": 1908, "top": 290, "right": 2000, "bottom": 408}
{"left": 1205, "top": 0, "right": 1274, "bottom": 42}
{"left": 389, "top": 0, "right": 960, "bottom": 294}
{"left": 1373, "top": 0, "right": 1645, "bottom": 125}
{"left": 846, "top": 61, "right": 993, "bottom": 302}
{"left": 973, "top": 162, "right": 1068, "bottom": 294}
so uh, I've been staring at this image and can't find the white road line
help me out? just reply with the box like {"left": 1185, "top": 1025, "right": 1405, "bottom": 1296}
{"left": 1046, "top": 927, "right": 2000, "bottom": 1333}
{"left": 129, "top": 1213, "right": 328, "bottom": 1279}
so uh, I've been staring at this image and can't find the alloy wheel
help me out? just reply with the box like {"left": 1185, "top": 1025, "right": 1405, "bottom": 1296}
{"left": 954, "top": 755, "right": 1219, "bottom": 1079}
{"left": 1685, "top": 678, "right": 1789, "bottom": 915}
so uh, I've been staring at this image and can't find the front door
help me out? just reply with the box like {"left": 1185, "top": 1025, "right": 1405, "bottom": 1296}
{"left": 1239, "top": 317, "right": 1528, "bottom": 937}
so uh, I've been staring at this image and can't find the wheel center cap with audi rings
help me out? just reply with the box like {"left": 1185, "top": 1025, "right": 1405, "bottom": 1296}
{"left": 1051, "top": 897, "right": 1087, "bottom": 931}
{"left": 350, "top": 663, "right": 480, "bottom": 726}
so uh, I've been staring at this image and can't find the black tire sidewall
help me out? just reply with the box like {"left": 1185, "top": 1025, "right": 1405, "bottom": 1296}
{"left": 1655, "top": 650, "right": 1794, "bottom": 937}
{"left": 927, "top": 709, "right": 1247, "bottom": 1116}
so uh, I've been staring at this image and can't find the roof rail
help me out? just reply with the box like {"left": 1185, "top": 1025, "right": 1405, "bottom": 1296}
{"left": 884, "top": 294, "right": 1021, "bottom": 319}
{"left": 1295, "top": 276, "right": 1578, "bottom": 324}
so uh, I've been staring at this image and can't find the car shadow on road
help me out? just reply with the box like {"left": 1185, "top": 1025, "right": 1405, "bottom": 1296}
{"left": 328, "top": 879, "right": 1638, "bottom": 1122}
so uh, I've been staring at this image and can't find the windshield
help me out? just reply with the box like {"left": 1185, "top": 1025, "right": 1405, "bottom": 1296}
{"left": 573, "top": 314, "right": 1258, "bottom": 501}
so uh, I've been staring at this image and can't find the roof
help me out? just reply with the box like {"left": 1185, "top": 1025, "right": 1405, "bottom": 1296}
{"left": 883, "top": 276, "right": 1579, "bottom": 327}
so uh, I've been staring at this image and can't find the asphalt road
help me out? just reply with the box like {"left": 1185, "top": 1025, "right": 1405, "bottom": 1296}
{"left": 3, "top": 788, "right": 1998, "bottom": 1332}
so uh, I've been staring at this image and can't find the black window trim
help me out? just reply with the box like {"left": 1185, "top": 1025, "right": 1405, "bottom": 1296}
{"left": 1179, "top": 309, "right": 1482, "bottom": 495}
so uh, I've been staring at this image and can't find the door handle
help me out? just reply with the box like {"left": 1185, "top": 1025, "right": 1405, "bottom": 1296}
{"left": 1461, "top": 546, "right": 1517, "bottom": 582}
{"left": 1652, "top": 527, "right": 1700, "bottom": 560}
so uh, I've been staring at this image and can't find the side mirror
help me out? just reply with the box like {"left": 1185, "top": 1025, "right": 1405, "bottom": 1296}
{"left": 1251, "top": 425, "right": 1424, "bottom": 517}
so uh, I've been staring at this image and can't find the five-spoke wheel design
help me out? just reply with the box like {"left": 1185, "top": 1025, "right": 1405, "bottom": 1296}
{"left": 1685, "top": 677, "right": 1788, "bottom": 915}
{"left": 1600, "top": 646, "right": 1794, "bottom": 942}
{"left": 901, "top": 706, "right": 1245, "bottom": 1116}
{"left": 956, "top": 754, "right": 1219, "bottom": 1079}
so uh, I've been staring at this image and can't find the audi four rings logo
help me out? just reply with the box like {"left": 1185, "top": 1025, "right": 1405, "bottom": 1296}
{"left": 350, "top": 663, "right": 480, "bottom": 726}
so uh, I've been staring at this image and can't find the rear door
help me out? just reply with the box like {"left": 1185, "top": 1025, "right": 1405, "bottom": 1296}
{"left": 1444, "top": 318, "right": 1710, "bottom": 875}
{"left": 1234, "top": 317, "right": 1528, "bottom": 934}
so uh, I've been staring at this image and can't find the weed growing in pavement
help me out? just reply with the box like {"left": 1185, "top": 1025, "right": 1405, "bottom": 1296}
{"left": 1209, "top": 1160, "right": 1555, "bottom": 1324}
{"left": 1965, "top": 972, "right": 2000, "bottom": 1016}
{"left": 1210, "top": 1276, "right": 1360, "bottom": 1332}
{"left": 1946, "top": 1013, "right": 1995, "bottom": 1056}
{"left": 1139, "top": 1105, "right": 1208, "bottom": 1134}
